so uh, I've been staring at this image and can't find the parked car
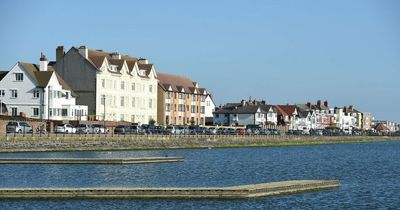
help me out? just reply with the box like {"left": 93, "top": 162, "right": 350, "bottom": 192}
{"left": 236, "top": 128, "right": 247, "bottom": 135}
{"left": 76, "top": 124, "right": 95, "bottom": 134}
{"left": 165, "top": 125, "right": 176, "bottom": 134}
{"left": 6, "top": 121, "right": 33, "bottom": 133}
{"left": 55, "top": 124, "right": 76, "bottom": 134}
{"left": 114, "top": 125, "right": 141, "bottom": 135}
{"left": 207, "top": 127, "right": 217, "bottom": 135}
{"left": 92, "top": 124, "right": 109, "bottom": 134}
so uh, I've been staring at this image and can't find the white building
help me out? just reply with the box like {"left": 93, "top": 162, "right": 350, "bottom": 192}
{"left": 54, "top": 46, "right": 158, "bottom": 123}
{"left": 213, "top": 103, "right": 266, "bottom": 126}
{"left": 204, "top": 94, "right": 215, "bottom": 124}
{"left": 0, "top": 54, "right": 87, "bottom": 120}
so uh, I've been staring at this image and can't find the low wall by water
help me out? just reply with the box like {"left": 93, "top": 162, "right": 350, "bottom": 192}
{"left": 0, "top": 135, "right": 398, "bottom": 152}
{"left": 0, "top": 180, "right": 339, "bottom": 199}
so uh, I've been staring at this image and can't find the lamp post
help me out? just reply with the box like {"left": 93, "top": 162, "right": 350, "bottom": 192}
{"left": 102, "top": 95, "right": 106, "bottom": 127}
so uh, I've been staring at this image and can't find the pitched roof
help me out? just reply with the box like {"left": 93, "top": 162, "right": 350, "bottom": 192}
{"left": 84, "top": 48, "right": 153, "bottom": 78}
{"left": 214, "top": 105, "right": 263, "bottom": 114}
{"left": 276, "top": 105, "right": 297, "bottom": 116}
{"left": 0, "top": 71, "right": 8, "bottom": 81}
{"left": 158, "top": 72, "right": 205, "bottom": 94}
{"left": 19, "top": 62, "right": 77, "bottom": 97}
{"left": 375, "top": 123, "right": 389, "bottom": 132}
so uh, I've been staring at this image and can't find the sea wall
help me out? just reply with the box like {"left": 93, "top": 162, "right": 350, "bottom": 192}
{"left": 0, "top": 134, "right": 398, "bottom": 152}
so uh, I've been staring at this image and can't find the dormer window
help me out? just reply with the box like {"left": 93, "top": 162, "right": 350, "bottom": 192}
{"left": 109, "top": 65, "right": 118, "bottom": 72}
{"left": 139, "top": 70, "right": 146, "bottom": 76}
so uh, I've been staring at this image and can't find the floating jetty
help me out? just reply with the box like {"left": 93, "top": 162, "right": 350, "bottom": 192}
{"left": 0, "top": 180, "right": 339, "bottom": 199}
{"left": 0, "top": 157, "right": 184, "bottom": 164}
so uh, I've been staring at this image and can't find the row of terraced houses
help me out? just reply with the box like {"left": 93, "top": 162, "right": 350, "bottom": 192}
{"left": 213, "top": 99, "right": 399, "bottom": 133}
{"left": 0, "top": 45, "right": 215, "bottom": 126}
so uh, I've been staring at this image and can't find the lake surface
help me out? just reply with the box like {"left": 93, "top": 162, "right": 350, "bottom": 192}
{"left": 0, "top": 141, "right": 399, "bottom": 209}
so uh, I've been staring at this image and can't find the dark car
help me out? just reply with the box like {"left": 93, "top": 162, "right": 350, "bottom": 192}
{"left": 114, "top": 125, "right": 140, "bottom": 135}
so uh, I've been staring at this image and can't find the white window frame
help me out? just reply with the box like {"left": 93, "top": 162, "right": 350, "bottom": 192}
{"left": 33, "top": 89, "right": 40, "bottom": 98}
{"left": 32, "top": 107, "right": 39, "bottom": 117}
{"left": 10, "top": 89, "right": 18, "bottom": 98}
{"left": 15, "top": 73, "right": 23, "bottom": 81}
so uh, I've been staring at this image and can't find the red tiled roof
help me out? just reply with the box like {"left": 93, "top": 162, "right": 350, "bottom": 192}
{"left": 158, "top": 72, "right": 202, "bottom": 93}
{"left": 275, "top": 105, "right": 297, "bottom": 116}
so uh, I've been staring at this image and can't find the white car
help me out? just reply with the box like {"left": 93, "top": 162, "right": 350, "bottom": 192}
{"left": 55, "top": 124, "right": 76, "bottom": 134}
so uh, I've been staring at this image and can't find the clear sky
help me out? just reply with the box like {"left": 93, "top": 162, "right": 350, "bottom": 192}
{"left": 0, "top": 0, "right": 399, "bottom": 122}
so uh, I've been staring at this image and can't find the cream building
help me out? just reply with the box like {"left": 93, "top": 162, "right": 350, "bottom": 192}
{"left": 55, "top": 46, "right": 157, "bottom": 123}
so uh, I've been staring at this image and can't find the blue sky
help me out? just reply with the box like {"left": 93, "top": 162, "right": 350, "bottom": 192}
{"left": 0, "top": 0, "right": 399, "bottom": 122}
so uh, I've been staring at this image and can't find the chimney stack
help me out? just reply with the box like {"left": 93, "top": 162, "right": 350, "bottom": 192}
{"left": 317, "top": 100, "right": 321, "bottom": 108}
{"left": 56, "top": 46, "right": 65, "bottom": 63}
{"left": 39, "top": 52, "right": 48, "bottom": 71}
{"left": 307, "top": 102, "right": 311, "bottom": 109}
{"left": 138, "top": 58, "right": 149, "bottom": 64}
{"left": 324, "top": 101, "right": 328, "bottom": 107}
{"left": 78, "top": 45, "right": 88, "bottom": 59}
{"left": 111, "top": 52, "right": 121, "bottom": 59}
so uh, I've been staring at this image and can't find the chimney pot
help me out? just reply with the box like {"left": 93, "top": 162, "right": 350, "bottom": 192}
{"left": 39, "top": 53, "right": 48, "bottom": 71}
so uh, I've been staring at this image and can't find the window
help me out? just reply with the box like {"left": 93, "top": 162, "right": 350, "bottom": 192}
{"left": 201, "top": 96, "right": 206, "bottom": 102}
{"left": 11, "top": 107, "right": 17, "bottom": 116}
{"left": 33, "top": 108, "right": 39, "bottom": 116}
{"left": 179, "top": 93, "right": 183, "bottom": 99}
{"left": 131, "top": 115, "right": 135, "bottom": 122}
{"left": 132, "top": 83, "right": 135, "bottom": 91}
{"left": 192, "top": 95, "right": 196, "bottom": 101}
{"left": 148, "top": 99, "right": 152, "bottom": 108}
{"left": 62, "top": 109, "right": 68, "bottom": 117}
{"left": 215, "top": 114, "right": 219, "bottom": 118}
{"left": 149, "top": 85, "right": 153, "bottom": 93}
{"left": 206, "top": 101, "right": 210, "bottom": 106}
{"left": 101, "top": 94, "right": 105, "bottom": 105}
{"left": 191, "top": 105, "right": 196, "bottom": 113}
{"left": 120, "top": 96, "right": 125, "bottom": 107}
{"left": 33, "top": 90, "right": 40, "bottom": 98}
{"left": 201, "top": 106, "right": 205, "bottom": 114}
{"left": 101, "top": 79, "right": 105, "bottom": 88}
{"left": 0, "top": 89, "right": 4, "bottom": 97}
{"left": 121, "top": 81, "right": 125, "bottom": 90}
{"left": 166, "top": 92, "right": 171, "bottom": 99}
{"left": 65, "top": 92, "right": 69, "bottom": 99}
{"left": 10, "top": 89, "right": 17, "bottom": 98}
{"left": 120, "top": 114, "right": 124, "bottom": 121}
{"left": 15, "top": 73, "right": 23, "bottom": 81}
{"left": 165, "top": 103, "right": 170, "bottom": 111}
{"left": 132, "top": 97, "right": 135, "bottom": 107}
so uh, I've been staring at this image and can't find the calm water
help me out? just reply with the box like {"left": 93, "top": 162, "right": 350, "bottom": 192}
{"left": 0, "top": 141, "right": 399, "bottom": 209}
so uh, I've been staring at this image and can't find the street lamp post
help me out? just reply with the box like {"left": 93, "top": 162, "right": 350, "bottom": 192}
{"left": 102, "top": 95, "right": 106, "bottom": 127}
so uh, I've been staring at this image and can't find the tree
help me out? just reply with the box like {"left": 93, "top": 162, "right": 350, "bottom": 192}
{"left": 149, "top": 119, "right": 156, "bottom": 125}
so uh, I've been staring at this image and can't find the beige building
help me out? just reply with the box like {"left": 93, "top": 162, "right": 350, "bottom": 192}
{"left": 55, "top": 46, "right": 158, "bottom": 123}
{"left": 157, "top": 73, "right": 212, "bottom": 125}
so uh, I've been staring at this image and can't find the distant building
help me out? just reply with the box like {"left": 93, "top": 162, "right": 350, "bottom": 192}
{"left": 213, "top": 100, "right": 271, "bottom": 126}
{"left": 0, "top": 54, "right": 87, "bottom": 120}
{"left": 362, "top": 112, "right": 372, "bottom": 130}
{"left": 54, "top": 46, "right": 158, "bottom": 123}
{"left": 157, "top": 73, "right": 213, "bottom": 125}
{"left": 372, "top": 120, "right": 398, "bottom": 132}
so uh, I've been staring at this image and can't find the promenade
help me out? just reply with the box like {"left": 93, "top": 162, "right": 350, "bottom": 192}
{"left": 0, "top": 134, "right": 398, "bottom": 153}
